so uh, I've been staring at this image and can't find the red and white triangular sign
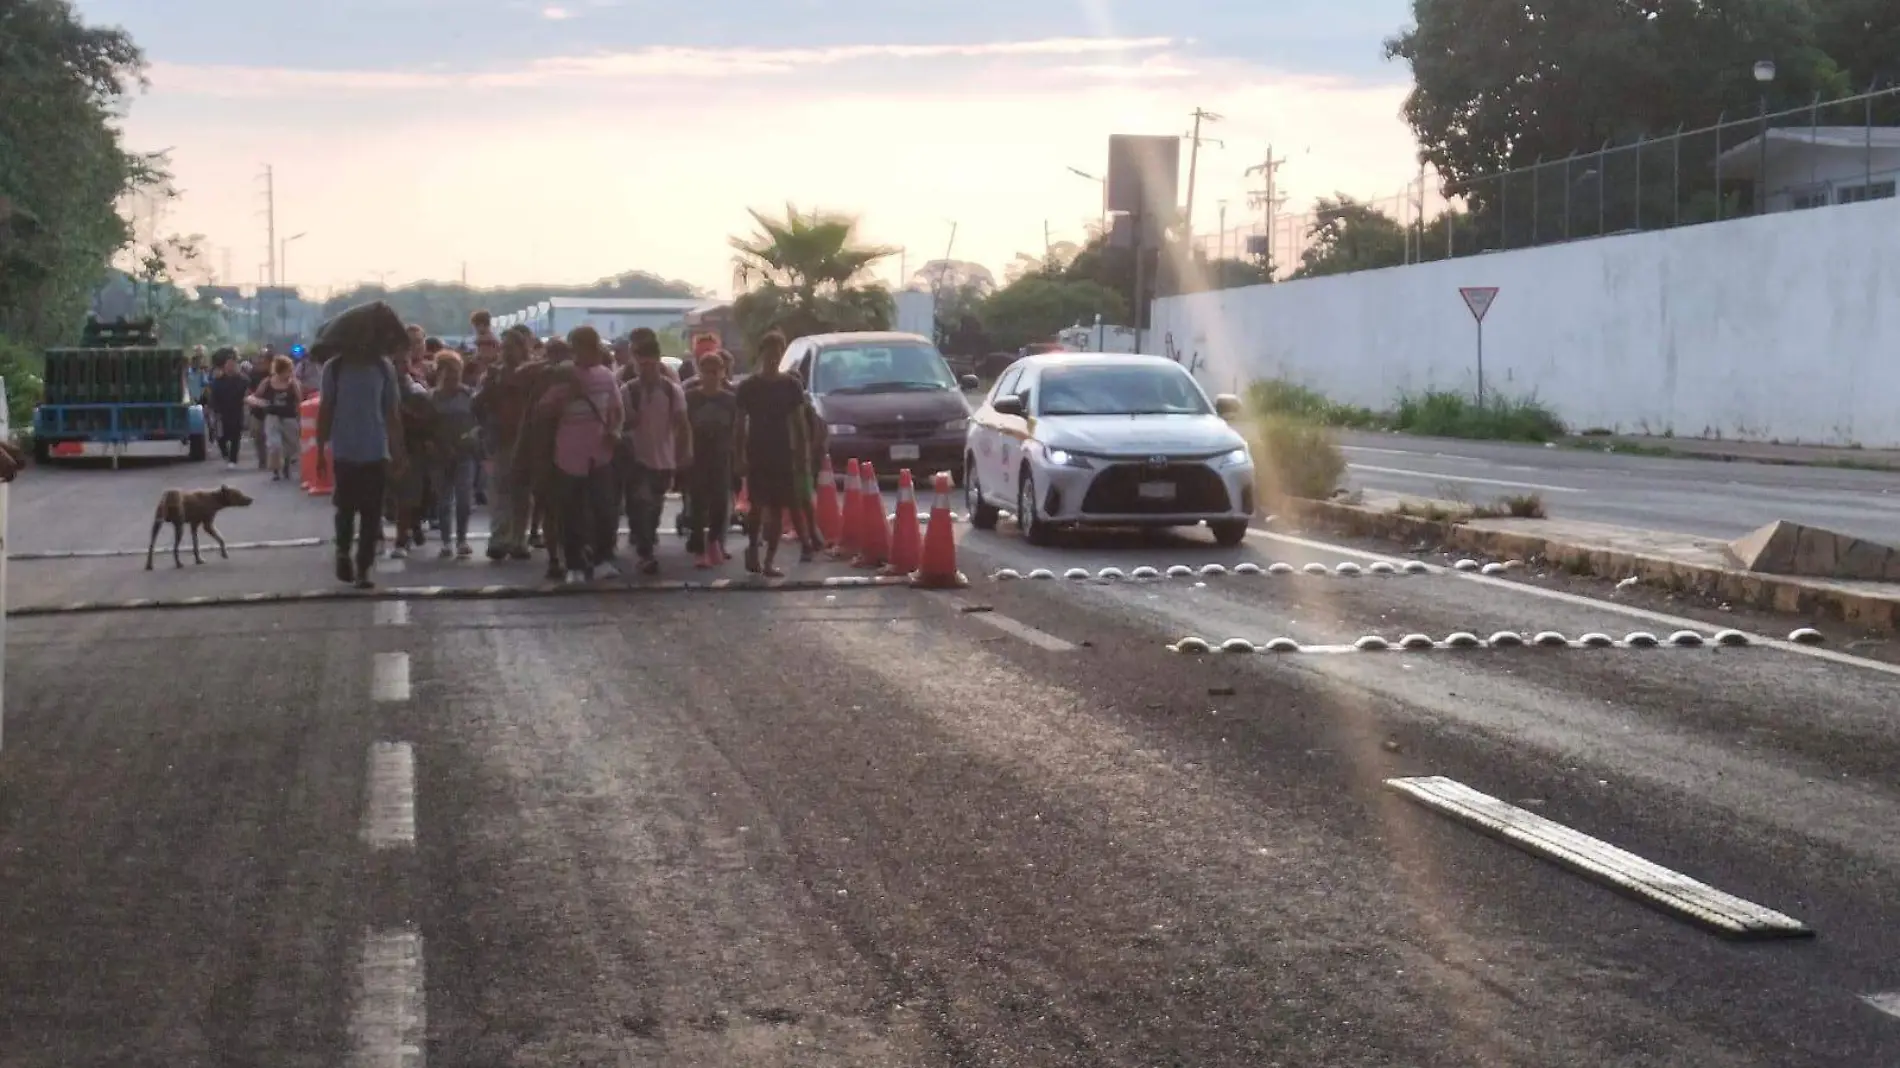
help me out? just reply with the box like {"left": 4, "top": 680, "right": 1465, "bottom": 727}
{"left": 1459, "top": 286, "right": 1499, "bottom": 322}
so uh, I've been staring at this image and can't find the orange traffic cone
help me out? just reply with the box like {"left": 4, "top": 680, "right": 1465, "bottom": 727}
{"left": 910, "top": 470, "right": 967, "bottom": 588}
{"left": 814, "top": 455, "right": 844, "bottom": 547}
{"left": 833, "top": 459, "right": 862, "bottom": 557}
{"left": 852, "top": 461, "right": 889, "bottom": 568}
{"left": 882, "top": 468, "right": 922, "bottom": 575}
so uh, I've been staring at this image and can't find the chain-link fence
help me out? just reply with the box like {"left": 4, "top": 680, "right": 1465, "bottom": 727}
{"left": 1196, "top": 84, "right": 1900, "bottom": 277}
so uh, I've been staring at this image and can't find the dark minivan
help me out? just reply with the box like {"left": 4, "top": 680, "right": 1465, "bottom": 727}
{"left": 779, "top": 331, "right": 981, "bottom": 483}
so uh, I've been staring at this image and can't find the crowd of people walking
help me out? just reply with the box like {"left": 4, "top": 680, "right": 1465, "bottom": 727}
{"left": 308, "top": 302, "right": 830, "bottom": 589}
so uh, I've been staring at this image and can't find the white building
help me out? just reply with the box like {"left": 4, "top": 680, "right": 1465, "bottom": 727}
{"left": 495, "top": 296, "right": 720, "bottom": 340}
{"left": 1717, "top": 126, "right": 1900, "bottom": 211}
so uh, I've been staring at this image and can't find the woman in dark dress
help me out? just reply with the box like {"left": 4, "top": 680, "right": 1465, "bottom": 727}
{"left": 734, "top": 330, "right": 808, "bottom": 577}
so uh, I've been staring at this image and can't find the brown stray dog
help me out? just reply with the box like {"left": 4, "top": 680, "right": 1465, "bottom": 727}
{"left": 145, "top": 485, "right": 254, "bottom": 570}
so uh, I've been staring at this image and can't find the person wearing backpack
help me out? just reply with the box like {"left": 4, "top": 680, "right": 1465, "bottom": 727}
{"left": 532, "top": 326, "right": 622, "bottom": 583}
{"left": 619, "top": 328, "right": 692, "bottom": 575}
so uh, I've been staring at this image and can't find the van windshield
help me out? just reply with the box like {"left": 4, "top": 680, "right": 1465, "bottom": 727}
{"left": 811, "top": 343, "right": 957, "bottom": 395}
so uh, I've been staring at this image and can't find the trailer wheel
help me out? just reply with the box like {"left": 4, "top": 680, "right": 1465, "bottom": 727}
{"left": 33, "top": 436, "right": 49, "bottom": 464}
{"left": 188, "top": 433, "right": 207, "bottom": 462}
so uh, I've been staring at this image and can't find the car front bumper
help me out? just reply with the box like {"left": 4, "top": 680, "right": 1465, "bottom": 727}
{"left": 830, "top": 434, "right": 965, "bottom": 477}
{"left": 1034, "top": 457, "right": 1255, "bottom": 525}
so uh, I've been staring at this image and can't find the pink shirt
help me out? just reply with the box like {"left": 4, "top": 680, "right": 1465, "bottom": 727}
{"left": 544, "top": 365, "right": 622, "bottom": 476}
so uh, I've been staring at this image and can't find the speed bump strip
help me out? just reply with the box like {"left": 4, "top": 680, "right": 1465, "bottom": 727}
{"left": 5, "top": 574, "right": 913, "bottom": 617}
{"left": 991, "top": 560, "right": 1442, "bottom": 582}
{"left": 1385, "top": 776, "right": 1812, "bottom": 939}
{"left": 1166, "top": 629, "right": 1749, "bottom": 655}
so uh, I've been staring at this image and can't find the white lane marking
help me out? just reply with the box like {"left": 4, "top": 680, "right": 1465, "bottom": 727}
{"left": 1387, "top": 776, "right": 1810, "bottom": 937}
{"left": 371, "top": 653, "right": 411, "bottom": 702}
{"left": 1865, "top": 992, "right": 1900, "bottom": 1019}
{"left": 363, "top": 742, "right": 416, "bottom": 849}
{"left": 968, "top": 611, "right": 1077, "bottom": 651}
{"left": 350, "top": 929, "right": 425, "bottom": 1068}
{"left": 374, "top": 601, "right": 410, "bottom": 627}
{"left": 1348, "top": 462, "right": 1582, "bottom": 494}
{"left": 1246, "top": 527, "right": 1900, "bottom": 680}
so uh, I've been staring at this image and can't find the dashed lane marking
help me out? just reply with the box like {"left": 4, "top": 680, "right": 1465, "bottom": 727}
{"left": 1864, "top": 993, "right": 1900, "bottom": 1020}
{"left": 3, "top": 574, "right": 916, "bottom": 617}
{"left": 967, "top": 611, "right": 1077, "bottom": 651}
{"left": 350, "top": 929, "right": 426, "bottom": 1068}
{"left": 1346, "top": 462, "right": 1583, "bottom": 494}
{"left": 1386, "top": 776, "right": 1812, "bottom": 940}
{"left": 1167, "top": 628, "right": 1749, "bottom": 655}
{"left": 374, "top": 601, "right": 410, "bottom": 627}
{"left": 363, "top": 742, "right": 416, "bottom": 849}
{"left": 371, "top": 653, "right": 410, "bottom": 703}
{"left": 1245, "top": 527, "right": 1900, "bottom": 680}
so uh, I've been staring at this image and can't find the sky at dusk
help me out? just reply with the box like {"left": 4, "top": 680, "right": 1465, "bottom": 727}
{"left": 75, "top": 0, "right": 1430, "bottom": 301}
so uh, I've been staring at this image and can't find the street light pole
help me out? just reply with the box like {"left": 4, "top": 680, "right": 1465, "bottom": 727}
{"left": 279, "top": 232, "right": 306, "bottom": 340}
{"left": 1067, "top": 166, "right": 1108, "bottom": 237}
{"left": 1754, "top": 60, "right": 1777, "bottom": 215}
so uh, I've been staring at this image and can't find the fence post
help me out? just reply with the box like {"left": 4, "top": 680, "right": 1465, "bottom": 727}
{"left": 1673, "top": 124, "right": 1683, "bottom": 226}
{"left": 1563, "top": 154, "right": 1574, "bottom": 239}
{"left": 1715, "top": 111, "right": 1726, "bottom": 220}
{"left": 1531, "top": 156, "right": 1543, "bottom": 244}
{"left": 1, "top": 378, "right": 10, "bottom": 753}
{"left": 1634, "top": 134, "right": 1644, "bottom": 229}
{"left": 1865, "top": 83, "right": 1874, "bottom": 192}
{"left": 1599, "top": 140, "right": 1610, "bottom": 234}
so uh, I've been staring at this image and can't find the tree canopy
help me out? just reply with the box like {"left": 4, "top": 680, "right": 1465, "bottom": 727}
{"left": 727, "top": 204, "right": 896, "bottom": 363}
{"left": 320, "top": 270, "right": 703, "bottom": 337}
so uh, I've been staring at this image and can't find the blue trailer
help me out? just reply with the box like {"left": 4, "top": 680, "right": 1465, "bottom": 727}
{"left": 32, "top": 317, "right": 208, "bottom": 467}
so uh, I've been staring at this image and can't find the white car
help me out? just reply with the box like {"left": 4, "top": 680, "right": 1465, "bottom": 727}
{"left": 963, "top": 353, "right": 1256, "bottom": 547}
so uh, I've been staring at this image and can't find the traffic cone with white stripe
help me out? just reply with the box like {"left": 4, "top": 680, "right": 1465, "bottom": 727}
{"left": 852, "top": 461, "right": 889, "bottom": 568}
{"left": 833, "top": 459, "right": 862, "bottom": 558}
{"left": 882, "top": 468, "right": 922, "bottom": 575}
{"left": 910, "top": 470, "right": 967, "bottom": 588}
{"left": 814, "top": 455, "right": 844, "bottom": 547}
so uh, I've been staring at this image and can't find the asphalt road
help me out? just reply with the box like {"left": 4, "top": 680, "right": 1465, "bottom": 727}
{"left": 1336, "top": 431, "right": 1900, "bottom": 544}
{"left": 2, "top": 460, "right": 1899, "bottom": 1065}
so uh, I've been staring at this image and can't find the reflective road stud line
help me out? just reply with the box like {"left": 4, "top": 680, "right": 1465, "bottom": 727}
{"left": 363, "top": 742, "right": 416, "bottom": 849}
{"left": 351, "top": 929, "right": 426, "bottom": 1068}
{"left": 1385, "top": 776, "right": 1812, "bottom": 940}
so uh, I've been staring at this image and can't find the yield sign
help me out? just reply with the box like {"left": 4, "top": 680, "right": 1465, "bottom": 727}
{"left": 1459, "top": 286, "right": 1499, "bottom": 322}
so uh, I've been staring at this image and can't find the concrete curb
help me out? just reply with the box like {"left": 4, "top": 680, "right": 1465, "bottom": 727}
{"left": 6, "top": 574, "right": 913, "bottom": 618}
{"left": 1284, "top": 498, "right": 1900, "bottom": 632}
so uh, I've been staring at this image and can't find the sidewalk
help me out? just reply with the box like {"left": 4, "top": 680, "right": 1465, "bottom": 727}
{"left": 1287, "top": 493, "right": 1900, "bottom": 632}
{"left": 1565, "top": 434, "right": 1900, "bottom": 471}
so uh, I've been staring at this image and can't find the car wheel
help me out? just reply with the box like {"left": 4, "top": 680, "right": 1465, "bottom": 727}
{"left": 965, "top": 456, "right": 1000, "bottom": 531}
{"left": 1210, "top": 519, "right": 1249, "bottom": 547}
{"left": 1017, "top": 468, "right": 1054, "bottom": 546}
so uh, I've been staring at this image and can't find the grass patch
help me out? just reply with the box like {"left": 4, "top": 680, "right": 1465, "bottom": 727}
{"left": 1390, "top": 389, "right": 1566, "bottom": 442}
{"left": 1245, "top": 379, "right": 1386, "bottom": 429}
{"left": 1249, "top": 413, "right": 1347, "bottom": 505}
{"left": 1243, "top": 377, "right": 1566, "bottom": 443}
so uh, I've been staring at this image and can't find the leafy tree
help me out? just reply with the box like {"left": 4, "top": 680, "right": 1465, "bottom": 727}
{"left": 320, "top": 270, "right": 703, "bottom": 337}
{"left": 728, "top": 204, "right": 897, "bottom": 359}
{"left": 978, "top": 274, "right": 1126, "bottom": 353}
{"left": 1386, "top": 0, "right": 1848, "bottom": 213}
{"left": 912, "top": 259, "right": 995, "bottom": 350}
{"left": 1290, "top": 196, "right": 1411, "bottom": 279}
{"left": 0, "top": 0, "right": 155, "bottom": 349}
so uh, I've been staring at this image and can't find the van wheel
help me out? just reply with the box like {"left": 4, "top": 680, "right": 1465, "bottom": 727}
{"left": 188, "top": 433, "right": 207, "bottom": 462}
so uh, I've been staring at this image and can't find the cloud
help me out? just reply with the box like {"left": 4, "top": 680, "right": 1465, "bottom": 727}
{"left": 541, "top": 5, "right": 573, "bottom": 18}
{"left": 147, "top": 36, "right": 1178, "bottom": 97}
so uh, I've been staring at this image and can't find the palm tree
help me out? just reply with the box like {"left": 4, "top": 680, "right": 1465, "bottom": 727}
{"left": 728, "top": 204, "right": 900, "bottom": 354}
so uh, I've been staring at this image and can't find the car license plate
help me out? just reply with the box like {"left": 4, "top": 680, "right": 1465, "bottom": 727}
{"left": 1138, "top": 481, "right": 1176, "bottom": 501}
{"left": 889, "top": 444, "right": 921, "bottom": 461}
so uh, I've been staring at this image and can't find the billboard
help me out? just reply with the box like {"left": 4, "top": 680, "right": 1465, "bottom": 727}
{"left": 1105, "top": 134, "right": 1180, "bottom": 248}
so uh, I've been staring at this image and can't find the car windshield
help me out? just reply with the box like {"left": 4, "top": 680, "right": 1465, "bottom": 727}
{"left": 1037, "top": 364, "right": 1211, "bottom": 417}
{"left": 812, "top": 342, "right": 957, "bottom": 394}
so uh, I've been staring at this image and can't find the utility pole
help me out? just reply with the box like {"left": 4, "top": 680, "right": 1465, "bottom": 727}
{"left": 257, "top": 165, "right": 276, "bottom": 340}
{"left": 1181, "top": 107, "right": 1224, "bottom": 258}
{"left": 1245, "top": 146, "right": 1287, "bottom": 276}
{"left": 1043, "top": 220, "right": 1052, "bottom": 258}
{"left": 1217, "top": 200, "right": 1228, "bottom": 263}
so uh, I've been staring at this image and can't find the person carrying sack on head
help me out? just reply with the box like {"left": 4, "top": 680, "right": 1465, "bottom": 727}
{"left": 619, "top": 327, "right": 692, "bottom": 575}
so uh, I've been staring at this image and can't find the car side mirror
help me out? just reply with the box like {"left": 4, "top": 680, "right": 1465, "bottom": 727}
{"left": 992, "top": 394, "right": 1026, "bottom": 417}
{"left": 959, "top": 373, "right": 980, "bottom": 391}
{"left": 1214, "top": 394, "right": 1243, "bottom": 419}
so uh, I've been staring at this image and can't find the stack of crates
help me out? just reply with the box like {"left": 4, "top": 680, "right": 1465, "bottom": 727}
{"left": 42, "top": 316, "right": 189, "bottom": 435}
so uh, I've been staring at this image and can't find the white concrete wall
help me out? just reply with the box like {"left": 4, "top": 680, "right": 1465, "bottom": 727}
{"left": 1151, "top": 194, "right": 1900, "bottom": 445}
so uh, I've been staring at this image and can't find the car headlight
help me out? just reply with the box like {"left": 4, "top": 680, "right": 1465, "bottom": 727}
{"left": 1217, "top": 446, "right": 1252, "bottom": 468}
{"left": 941, "top": 418, "right": 969, "bottom": 432}
{"left": 827, "top": 423, "right": 858, "bottom": 436}
{"left": 1045, "top": 448, "right": 1094, "bottom": 469}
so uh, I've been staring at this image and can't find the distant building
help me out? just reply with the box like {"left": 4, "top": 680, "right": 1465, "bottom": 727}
{"left": 1718, "top": 126, "right": 1900, "bottom": 211}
